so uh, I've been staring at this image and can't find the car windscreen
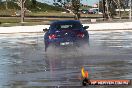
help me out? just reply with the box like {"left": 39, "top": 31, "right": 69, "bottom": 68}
{"left": 50, "top": 22, "right": 82, "bottom": 30}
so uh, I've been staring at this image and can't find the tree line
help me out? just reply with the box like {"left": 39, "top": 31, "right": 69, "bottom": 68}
{"left": 101, "top": 0, "right": 131, "bottom": 19}
{"left": 54, "top": 0, "right": 132, "bottom": 20}
{"left": 0, "top": 0, "right": 131, "bottom": 22}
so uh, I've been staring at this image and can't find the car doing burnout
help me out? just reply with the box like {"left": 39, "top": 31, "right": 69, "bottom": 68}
{"left": 43, "top": 20, "right": 89, "bottom": 52}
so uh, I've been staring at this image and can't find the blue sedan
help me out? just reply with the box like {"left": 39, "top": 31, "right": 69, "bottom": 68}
{"left": 43, "top": 20, "right": 89, "bottom": 52}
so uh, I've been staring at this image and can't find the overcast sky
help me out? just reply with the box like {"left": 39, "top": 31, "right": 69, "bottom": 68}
{"left": 39, "top": 0, "right": 99, "bottom": 6}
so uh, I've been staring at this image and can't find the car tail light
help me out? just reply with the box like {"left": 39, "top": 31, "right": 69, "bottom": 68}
{"left": 77, "top": 32, "right": 85, "bottom": 38}
{"left": 49, "top": 34, "right": 57, "bottom": 39}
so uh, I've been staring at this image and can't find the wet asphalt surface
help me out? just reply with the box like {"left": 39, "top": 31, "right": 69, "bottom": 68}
{"left": 0, "top": 30, "right": 132, "bottom": 88}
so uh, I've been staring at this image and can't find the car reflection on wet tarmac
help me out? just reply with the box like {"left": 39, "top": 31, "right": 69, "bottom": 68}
{"left": 0, "top": 31, "right": 132, "bottom": 88}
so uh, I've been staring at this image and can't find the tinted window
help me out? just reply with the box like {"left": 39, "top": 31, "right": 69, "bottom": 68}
{"left": 50, "top": 22, "right": 82, "bottom": 30}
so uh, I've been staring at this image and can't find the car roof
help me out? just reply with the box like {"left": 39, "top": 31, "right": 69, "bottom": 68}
{"left": 51, "top": 20, "right": 81, "bottom": 25}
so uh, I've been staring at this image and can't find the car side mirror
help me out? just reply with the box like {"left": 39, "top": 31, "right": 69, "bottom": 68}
{"left": 83, "top": 26, "right": 89, "bottom": 30}
{"left": 43, "top": 28, "right": 49, "bottom": 32}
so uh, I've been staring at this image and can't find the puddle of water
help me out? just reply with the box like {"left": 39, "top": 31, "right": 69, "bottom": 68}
{"left": 0, "top": 32, "right": 132, "bottom": 88}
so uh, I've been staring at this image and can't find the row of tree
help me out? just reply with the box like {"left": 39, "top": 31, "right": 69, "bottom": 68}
{"left": 0, "top": 0, "right": 37, "bottom": 9}
{"left": 54, "top": 0, "right": 132, "bottom": 20}
{"left": 0, "top": 0, "right": 38, "bottom": 22}
{"left": 52, "top": 0, "right": 81, "bottom": 20}
{"left": 101, "top": 0, "right": 132, "bottom": 20}
{"left": 1, "top": 0, "right": 131, "bottom": 22}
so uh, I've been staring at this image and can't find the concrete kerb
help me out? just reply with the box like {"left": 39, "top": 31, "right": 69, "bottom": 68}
{"left": 0, "top": 22, "right": 132, "bottom": 34}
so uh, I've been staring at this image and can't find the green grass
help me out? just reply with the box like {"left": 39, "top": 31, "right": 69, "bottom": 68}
{"left": 0, "top": 11, "right": 104, "bottom": 27}
{"left": 0, "top": 1, "right": 65, "bottom": 12}
{"left": 0, "top": 16, "right": 74, "bottom": 26}
{"left": 26, "top": 1, "right": 65, "bottom": 12}
{"left": 26, "top": 12, "right": 74, "bottom": 17}
{"left": 81, "top": 14, "right": 102, "bottom": 17}
{"left": 0, "top": 1, "right": 20, "bottom": 10}
{"left": 0, "top": 17, "right": 50, "bottom": 26}
{"left": 0, "top": 17, "right": 20, "bottom": 23}
{"left": 0, "top": 9, "right": 18, "bottom": 16}
{"left": 0, "top": 21, "right": 50, "bottom": 27}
